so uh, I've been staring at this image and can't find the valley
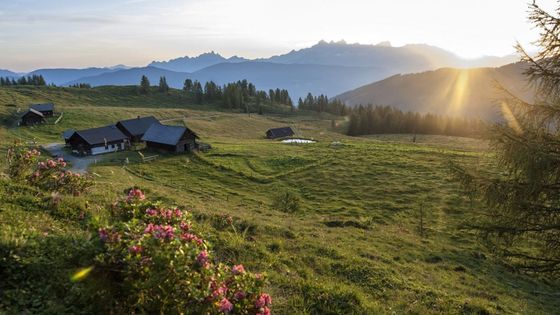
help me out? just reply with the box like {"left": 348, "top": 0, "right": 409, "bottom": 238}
{"left": 1, "top": 86, "right": 558, "bottom": 314}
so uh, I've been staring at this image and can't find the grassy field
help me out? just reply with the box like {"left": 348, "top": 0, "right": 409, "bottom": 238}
{"left": 0, "top": 86, "right": 559, "bottom": 314}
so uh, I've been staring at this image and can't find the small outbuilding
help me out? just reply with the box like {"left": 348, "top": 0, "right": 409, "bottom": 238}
{"left": 266, "top": 127, "right": 294, "bottom": 139}
{"left": 67, "top": 125, "right": 129, "bottom": 156}
{"left": 62, "top": 129, "right": 76, "bottom": 144}
{"left": 116, "top": 116, "right": 160, "bottom": 142}
{"left": 142, "top": 123, "right": 199, "bottom": 153}
{"left": 20, "top": 108, "right": 46, "bottom": 126}
{"left": 30, "top": 103, "right": 55, "bottom": 117}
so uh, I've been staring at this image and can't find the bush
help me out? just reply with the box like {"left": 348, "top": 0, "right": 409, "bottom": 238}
{"left": 271, "top": 190, "right": 300, "bottom": 213}
{"left": 5, "top": 143, "right": 93, "bottom": 195}
{"left": 96, "top": 189, "right": 272, "bottom": 314}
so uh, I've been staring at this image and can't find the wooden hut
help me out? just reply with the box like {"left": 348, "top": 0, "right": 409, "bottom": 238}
{"left": 266, "top": 127, "right": 294, "bottom": 139}
{"left": 142, "top": 123, "right": 199, "bottom": 153}
{"left": 20, "top": 109, "right": 45, "bottom": 126}
{"left": 30, "top": 103, "right": 54, "bottom": 117}
{"left": 116, "top": 116, "right": 160, "bottom": 142}
{"left": 67, "top": 125, "right": 128, "bottom": 156}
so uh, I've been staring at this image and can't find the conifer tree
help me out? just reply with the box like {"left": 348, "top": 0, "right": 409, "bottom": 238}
{"left": 453, "top": 1, "right": 560, "bottom": 273}
{"left": 158, "top": 76, "right": 169, "bottom": 93}
{"left": 139, "top": 75, "right": 150, "bottom": 94}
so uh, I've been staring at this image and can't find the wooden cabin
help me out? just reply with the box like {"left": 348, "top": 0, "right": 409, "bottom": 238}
{"left": 62, "top": 129, "right": 76, "bottom": 145}
{"left": 67, "top": 125, "right": 129, "bottom": 156}
{"left": 20, "top": 109, "right": 45, "bottom": 126}
{"left": 116, "top": 116, "right": 160, "bottom": 142}
{"left": 30, "top": 103, "right": 55, "bottom": 117}
{"left": 141, "top": 123, "right": 199, "bottom": 153}
{"left": 266, "top": 127, "right": 294, "bottom": 139}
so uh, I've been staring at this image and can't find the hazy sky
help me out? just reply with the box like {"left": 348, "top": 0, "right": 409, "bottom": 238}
{"left": 0, "top": 0, "right": 554, "bottom": 72}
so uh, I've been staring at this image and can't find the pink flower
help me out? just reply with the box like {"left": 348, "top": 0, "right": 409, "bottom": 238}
{"left": 232, "top": 264, "right": 245, "bottom": 275}
{"left": 47, "top": 159, "right": 57, "bottom": 168}
{"left": 60, "top": 161, "right": 67, "bottom": 168}
{"left": 255, "top": 293, "right": 272, "bottom": 308}
{"left": 144, "top": 223, "right": 155, "bottom": 234}
{"left": 233, "top": 291, "right": 246, "bottom": 300}
{"left": 32, "top": 171, "right": 40, "bottom": 178}
{"left": 174, "top": 208, "right": 182, "bottom": 217}
{"left": 38, "top": 161, "right": 47, "bottom": 169}
{"left": 127, "top": 188, "right": 145, "bottom": 202}
{"left": 180, "top": 221, "right": 191, "bottom": 231}
{"left": 197, "top": 250, "right": 210, "bottom": 268}
{"left": 57, "top": 157, "right": 65, "bottom": 163}
{"left": 129, "top": 245, "right": 142, "bottom": 254}
{"left": 98, "top": 228, "right": 108, "bottom": 241}
{"left": 212, "top": 284, "right": 228, "bottom": 298}
{"left": 258, "top": 306, "right": 271, "bottom": 315}
{"left": 74, "top": 173, "right": 81, "bottom": 177}
{"left": 218, "top": 298, "right": 233, "bottom": 313}
{"left": 146, "top": 208, "right": 158, "bottom": 216}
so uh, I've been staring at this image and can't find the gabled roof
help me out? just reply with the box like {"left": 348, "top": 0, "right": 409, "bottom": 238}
{"left": 30, "top": 103, "right": 54, "bottom": 112}
{"left": 266, "top": 127, "right": 294, "bottom": 139}
{"left": 22, "top": 108, "right": 45, "bottom": 118}
{"left": 73, "top": 125, "right": 128, "bottom": 146}
{"left": 142, "top": 123, "right": 198, "bottom": 146}
{"left": 62, "top": 129, "right": 75, "bottom": 140}
{"left": 116, "top": 116, "right": 160, "bottom": 137}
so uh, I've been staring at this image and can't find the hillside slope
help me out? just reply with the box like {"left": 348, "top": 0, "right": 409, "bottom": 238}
{"left": 335, "top": 62, "right": 533, "bottom": 119}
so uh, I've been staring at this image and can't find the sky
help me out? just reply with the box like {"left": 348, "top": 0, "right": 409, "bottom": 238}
{"left": 0, "top": 0, "right": 555, "bottom": 72}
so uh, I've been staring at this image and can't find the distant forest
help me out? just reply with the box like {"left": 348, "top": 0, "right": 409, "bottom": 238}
{"left": 346, "top": 105, "right": 484, "bottom": 137}
{"left": 139, "top": 75, "right": 293, "bottom": 113}
{"left": 0, "top": 75, "right": 46, "bottom": 86}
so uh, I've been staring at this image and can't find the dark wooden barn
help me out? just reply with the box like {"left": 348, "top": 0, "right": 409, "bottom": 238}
{"left": 266, "top": 127, "right": 294, "bottom": 139}
{"left": 30, "top": 103, "right": 55, "bottom": 117}
{"left": 141, "top": 123, "right": 199, "bottom": 153}
{"left": 67, "top": 125, "right": 129, "bottom": 156}
{"left": 20, "top": 108, "right": 45, "bottom": 126}
{"left": 62, "top": 129, "right": 76, "bottom": 144}
{"left": 116, "top": 116, "right": 160, "bottom": 142}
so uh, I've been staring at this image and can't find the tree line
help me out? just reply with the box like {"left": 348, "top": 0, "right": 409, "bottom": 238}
{"left": 138, "top": 75, "right": 294, "bottom": 113}
{"left": 346, "top": 105, "right": 484, "bottom": 137}
{"left": 0, "top": 75, "right": 47, "bottom": 86}
{"left": 298, "top": 93, "right": 349, "bottom": 115}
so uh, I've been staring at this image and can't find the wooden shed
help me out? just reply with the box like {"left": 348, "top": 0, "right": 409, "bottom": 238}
{"left": 30, "top": 103, "right": 55, "bottom": 117}
{"left": 116, "top": 116, "right": 160, "bottom": 142}
{"left": 266, "top": 127, "right": 294, "bottom": 139}
{"left": 141, "top": 123, "right": 199, "bottom": 153}
{"left": 67, "top": 125, "right": 129, "bottom": 156}
{"left": 20, "top": 109, "right": 45, "bottom": 126}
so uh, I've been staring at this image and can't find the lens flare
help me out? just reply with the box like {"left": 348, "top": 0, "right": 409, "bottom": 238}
{"left": 500, "top": 102, "right": 522, "bottom": 134}
{"left": 71, "top": 266, "right": 94, "bottom": 282}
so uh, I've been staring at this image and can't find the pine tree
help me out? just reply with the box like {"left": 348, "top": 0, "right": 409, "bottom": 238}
{"left": 452, "top": 2, "right": 560, "bottom": 274}
{"left": 158, "top": 76, "right": 169, "bottom": 93}
{"left": 183, "top": 79, "right": 193, "bottom": 93}
{"left": 139, "top": 75, "right": 150, "bottom": 94}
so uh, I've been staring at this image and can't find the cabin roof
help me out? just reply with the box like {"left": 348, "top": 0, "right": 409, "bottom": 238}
{"left": 30, "top": 103, "right": 54, "bottom": 112}
{"left": 73, "top": 125, "right": 128, "bottom": 146}
{"left": 62, "top": 129, "right": 75, "bottom": 140}
{"left": 142, "top": 123, "right": 198, "bottom": 146}
{"left": 22, "top": 108, "right": 45, "bottom": 118}
{"left": 266, "top": 127, "right": 294, "bottom": 139}
{"left": 116, "top": 116, "right": 160, "bottom": 137}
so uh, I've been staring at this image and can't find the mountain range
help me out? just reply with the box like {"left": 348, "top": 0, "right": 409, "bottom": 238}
{"left": 334, "top": 62, "right": 533, "bottom": 119}
{"left": 2, "top": 41, "right": 519, "bottom": 97}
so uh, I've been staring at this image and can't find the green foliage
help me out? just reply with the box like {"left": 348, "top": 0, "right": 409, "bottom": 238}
{"left": 453, "top": 2, "right": 560, "bottom": 274}
{"left": 299, "top": 92, "right": 348, "bottom": 115}
{"left": 271, "top": 190, "right": 300, "bottom": 213}
{"left": 0, "top": 74, "right": 46, "bottom": 86}
{"left": 158, "top": 76, "right": 169, "bottom": 93}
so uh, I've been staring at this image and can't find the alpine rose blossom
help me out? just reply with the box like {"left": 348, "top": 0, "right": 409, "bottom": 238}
{"left": 255, "top": 293, "right": 272, "bottom": 308}
{"left": 197, "top": 250, "right": 210, "bottom": 268}
{"left": 218, "top": 298, "right": 233, "bottom": 313}
{"left": 232, "top": 264, "right": 245, "bottom": 275}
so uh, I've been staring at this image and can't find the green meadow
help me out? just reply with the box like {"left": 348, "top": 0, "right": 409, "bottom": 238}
{"left": 0, "top": 86, "right": 558, "bottom": 314}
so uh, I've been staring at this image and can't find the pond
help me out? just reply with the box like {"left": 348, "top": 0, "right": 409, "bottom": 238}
{"left": 281, "top": 138, "right": 316, "bottom": 144}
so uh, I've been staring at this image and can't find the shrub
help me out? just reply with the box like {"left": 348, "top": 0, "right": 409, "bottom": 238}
{"left": 6, "top": 143, "right": 93, "bottom": 195}
{"left": 96, "top": 189, "right": 272, "bottom": 314}
{"left": 271, "top": 190, "right": 300, "bottom": 213}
